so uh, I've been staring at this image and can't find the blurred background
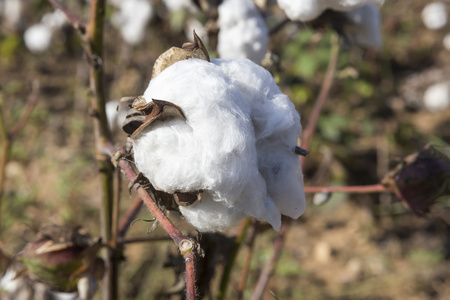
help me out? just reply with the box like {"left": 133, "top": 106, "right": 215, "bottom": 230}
{"left": 0, "top": 0, "right": 449, "bottom": 299}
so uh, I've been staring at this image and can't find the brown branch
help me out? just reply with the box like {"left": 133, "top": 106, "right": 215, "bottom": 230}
{"left": 237, "top": 219, "right": 259, "bottom": 300}
{"left": 48, "top": 0, "right": 86, "bottom": 34}
{"left": 109, "top": 145, "right": 198, "bottom": 300}
{"left": 9, "top": 80, "right": 40, "bottom": 138}
{"left": 118, "top": 195, "right": 143, "bottom": 238}
{"left": 118, "top": 236, "right": 171, "bottom": 245}
{"left": 305, "top": 184, "right": 391, "bottom": 193}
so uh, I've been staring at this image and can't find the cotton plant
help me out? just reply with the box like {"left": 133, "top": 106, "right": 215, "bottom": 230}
{"left": 122, "top": 33, "right": 306, "bottom": 232}
{"left": 110, "top": 0, "right": 153, "bottom": 45}
{"left": 276, "top": 0, "right": 384, "bottom": 22}
{"left": 217, "top": 0, "right": 268, "bottom": 63}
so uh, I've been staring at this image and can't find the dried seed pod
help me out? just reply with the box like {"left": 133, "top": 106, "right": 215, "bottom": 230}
{"left": 152, "top": 30, "right": 210, "bottom": 79}
{"left": 382, "top": 144, "right": 450, "bottom": 216}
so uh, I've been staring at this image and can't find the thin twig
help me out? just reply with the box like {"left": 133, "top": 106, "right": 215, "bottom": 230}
{"left": 237, "top": 219, "right": 259, "bottom": 300}
{"left": 118, "top": 236, "right": 171, "bottom": 244}
{"left": 118, "top": 195, "right": 143, "bottom": 238}
{"left": 9, "top": 80, "right": 40, "bottom": 137}
{"left": 305, "top": 184, "right": 391, "bottom": 193}
{"left": 250, "top": 222, "right": 288, "bottom": 300}
{"left": 48, "top": 0, "right": 86, "bottom": 33}
{"left": 217, "top": 218, "right": 251, "bottom": 300}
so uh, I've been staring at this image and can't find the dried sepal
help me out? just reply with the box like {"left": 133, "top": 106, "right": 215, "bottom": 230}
{"left": 382, "top": 144, "right": 450, "bottom": 216}
{"left": 152, "top": 30, "right": 210, "bottom": 79}
{"left": 122, "top": 97, "right": 186, "bottom": 138}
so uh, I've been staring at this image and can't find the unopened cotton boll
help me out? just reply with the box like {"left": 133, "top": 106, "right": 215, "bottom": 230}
{"left": 111, "top": 0, "right": 153, "bottom": 45}
{"left": 421, "top": 2, "right": 447, "bottom": 30}
{"left": 276, "top": 0, "right": 384, "bottom": 22}
{"left": 217, "top": 0, "right": 268, "bottom": 63}
{"left": 133, "top": 58, "right": 306, "bottom": 232}
{"left": 343, "top": 4, "right": 381, "bottom": 49}
{"left": 423, "top": 82, "right": 450, "bottom": 112}
{"left": 24, "top": 23, "right": 52, "bottom": 53}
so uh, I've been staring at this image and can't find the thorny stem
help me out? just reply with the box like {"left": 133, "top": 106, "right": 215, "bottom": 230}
{"left": 109, "top": 145, "right": 198, "bottom": 300}
{"left": 252, "top": 33, "right": 340, "bottom": 299}
{"left": 217, "top": 218, "right": 251, "bottom": 300}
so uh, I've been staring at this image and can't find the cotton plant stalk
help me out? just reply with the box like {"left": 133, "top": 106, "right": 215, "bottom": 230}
{"left": 123, "top": 32, "right": 306, "bottom": 232}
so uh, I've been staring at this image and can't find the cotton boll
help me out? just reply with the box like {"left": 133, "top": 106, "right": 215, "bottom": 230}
{"left": 217, "top": 0, "right": 268, "bottom": 63}
{"left": 343, "top": 4, "right": 381, "bottom": 49}
{"left": 163, "top": 0, "right": 198, "bottom": 12}
{"left": 24, "top": 23, "right": 52, "bottom": 53}
{"left": 111, "top": 0, "right": 153, "bottom": 45}
{"left": 423, "top": 82, "right": 450, "bottom": 112}
{"left": 276, "top": 0, "right": 384, "bottom": 22}
{"left": 2, "top": 0, "right": 22, "bottom": 29}
{"left": 133, "top": 58, "right": 305, "bottom": 231}
{"left": 41, "top": 9, "right": 67, "bottom": 30}
{"left": 106, "top": 100, "right": 128, "bottom": 132}
{"left": 421, "top": 2, "right": 447, "bottom": 30}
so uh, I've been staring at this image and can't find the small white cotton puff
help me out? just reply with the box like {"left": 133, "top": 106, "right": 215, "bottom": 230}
{"left": 111, "top": 0, "right": 153, "bottom": 45}
{"left": 133, "top": 58, "right": 306, "bottom": 232}
{"left": 218, "top": 0, "right": 268, "bottom": 63}
{"left": 24, "top": 23, "right": 52, "bottom": 53}
{"left": 277, "top": 0, "right": 384, "bottom": 22}
{"left": 421, "top": 2, "right": 447, "bottom": 30}
{"left": 423, "top": 82, "right": 450, "bottom": 112}
{"left": 343, "top": 4, "right": 382, "bottom": 49}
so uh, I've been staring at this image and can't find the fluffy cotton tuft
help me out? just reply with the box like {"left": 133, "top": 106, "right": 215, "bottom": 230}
{"left": 1, "top": 0, "right": 23, "bottom": 29}
{"left": 41, "top": 9, "right": 67, "bottom": 30}
{"left": 133, "top": 58, "right": 306, "bottom": 232}
{"left": 423, "top": 82, "right": 450, "bottom": 112}
{"left": 111, "top": 0, "right": 153, "bottom": 45}
{"left": 163, "top": 0, "right": 197, "bottom": 12}
{"left": 24, "top": 23, "right": 52, "bottom": 53}
{"left": 217, "top": 0, "right": 268, "bottom": 63}
{"left": 277, "top": 0, "right": 384, "bottom": 22}
{"left": 421, "top": 2, "right": 447, "bottom": 30}
{"left": 343, "top": 4, "right": 382, "bottom": 49}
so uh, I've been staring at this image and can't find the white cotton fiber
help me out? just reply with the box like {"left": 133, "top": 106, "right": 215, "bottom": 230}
{"left": 133, "top": 58, "right": 305, "bottom": 232}
{"left": 218, "top": 0, "right": 268, "bottom": 63}
{"left": 24, "top": 23, "right": 52, "bottom": 53}
{"left": 423, "top": 82, "right": 450, "bottom": 112}
{"left": 111, "top": 0, "right": 153, "bottom": 45}
{"left": 343, "top": 4, "right": 382, "bottom": 49}
{"left": 421, "top": 2, "right": 447, "bottom": 30}
{"left": 277, "top": 0, "right": 384, "bottom": 22}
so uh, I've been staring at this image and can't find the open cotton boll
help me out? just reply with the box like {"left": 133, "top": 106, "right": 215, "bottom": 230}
{"left": 343, "top": 4, "right": 382, "bottom": 49}
{"left": 41, "top": 9, "right": 67, "bottom": 30}
{"left": 24, "top": 23, "right": 52, "bottom": 53}
{"left": 163, "top": 0, "right": 197, "bottom": 12}
{"left": 111, "top": 0, "right": 153, "bottom": 45}
{"left": 217, "top": 0, "right": 268, "bottom": 63}
{"left": 133, "top": 58, "right": 305, "bottom": 231}
{"left": 2, "top": 0, "right": 22, "bottom": 29}
{"left": 421, "top": 2, "right": 447, "bottom": 30}
{"left": 277, "top": 0, "right": 384, "bottom": 22}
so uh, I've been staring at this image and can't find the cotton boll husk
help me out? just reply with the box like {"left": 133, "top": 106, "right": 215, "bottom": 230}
{"left": 421, "top": 2, "right": 447, "bottom": 30}
{"left": 213, "top": 59, "right": 306, "bottom": 218}
{"left": 111, "top": 0, "right": 153, "bottom": 45}
{"left": 134, "top": 59, "right": 283, "bottom": 231}
{"left": 276, "top": 0, "right": 384, "bottom": 22}
{"left": 24, "top": 23, "right": 52, "bottom": 53}
{"left": 343, "top": 4, "right": 382, "bottom": 49}
{"left": 217, "top": 0, "right": 268, "bottom": 63}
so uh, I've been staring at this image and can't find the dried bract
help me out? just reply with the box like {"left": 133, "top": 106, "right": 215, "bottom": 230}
{"left": 382, "top": 145, "right": 450, "bottom": 216}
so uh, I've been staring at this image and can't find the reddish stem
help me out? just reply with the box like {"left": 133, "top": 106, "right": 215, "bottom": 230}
{"left": 9, "top": 80, "right": 39, "bottom": 138}
{"left": 237, "top": 220, "right": 259, "bottom": 300}
{"left": 305, "top": 184, "right": 390, "bottom": 193}
{"left": 48, "top": 0, "right": 85, "bottom": 33}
